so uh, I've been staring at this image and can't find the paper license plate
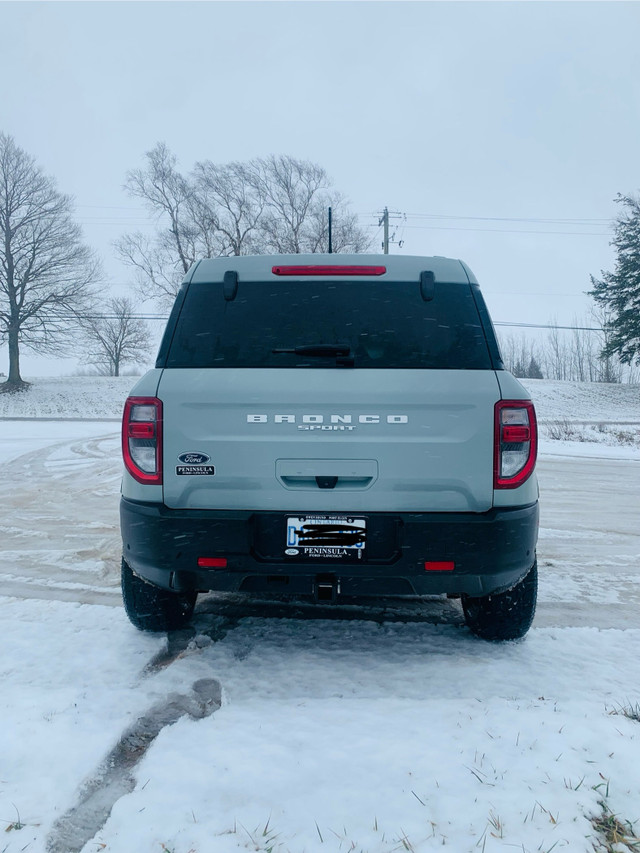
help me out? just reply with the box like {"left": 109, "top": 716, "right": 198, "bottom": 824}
{"left": 285, "top": 515, "right": 366, "bottom": 561}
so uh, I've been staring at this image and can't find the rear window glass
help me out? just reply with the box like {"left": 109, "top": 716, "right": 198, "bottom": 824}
{"left": 165, "top": 280, "right": 492, "bottom": 369}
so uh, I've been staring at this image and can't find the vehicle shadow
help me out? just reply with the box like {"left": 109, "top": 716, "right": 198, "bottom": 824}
{"left": 194, "top": 591, "right": 465, "bottom": 627}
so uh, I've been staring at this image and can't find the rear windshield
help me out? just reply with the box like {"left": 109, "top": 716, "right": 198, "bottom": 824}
{"left": 165, "top": 280, "right": 492, "bottom": 369}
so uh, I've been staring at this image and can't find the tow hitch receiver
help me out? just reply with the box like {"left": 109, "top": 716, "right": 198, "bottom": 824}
{"left": 315, "top": 573, "right": 340, "bottom": 602}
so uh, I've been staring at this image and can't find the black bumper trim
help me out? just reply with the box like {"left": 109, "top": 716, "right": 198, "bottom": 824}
{"left": 120, "top": 499, "right": 539, "bottom": 598}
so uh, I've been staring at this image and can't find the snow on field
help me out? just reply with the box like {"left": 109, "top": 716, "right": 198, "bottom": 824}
{"left": 3, "top": 598, "right": 640, "bottom": 853}
{"left": 0, "top": 376, "right": 127, "bottom": 419}
{"left": 521, "top": 378, "right": 639, "bottom": 423}
{"left": 0, "top": 377, "right": 639, "bottom": 853}
{"left": 0, "top": 375, "right": 638, "bottom": 425}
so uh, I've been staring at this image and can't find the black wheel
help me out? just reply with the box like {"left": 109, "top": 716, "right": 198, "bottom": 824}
{"left": 121, "top": 558, "right": 197, "bottom": 632}
{"left": 462, "top": 560, "right": 537, "bottom": 641}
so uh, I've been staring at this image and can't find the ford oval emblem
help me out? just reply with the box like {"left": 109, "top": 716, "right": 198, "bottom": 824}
{"left": 285, "top": 548, "right": 299, "bottom": 556}
{"left": 178, "top": 452, "right": 211, "bottom": 465}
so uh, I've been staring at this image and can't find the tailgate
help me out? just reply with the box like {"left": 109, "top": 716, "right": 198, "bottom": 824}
{"left": 159, "top": 368, "right": 501, "bottom": 513}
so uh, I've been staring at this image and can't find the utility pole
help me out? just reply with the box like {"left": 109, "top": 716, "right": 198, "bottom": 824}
{"left": 328, "top": 206, "right": 332, "bottom": 254}
{"left": 377, "top": 207, "right": 405, "bottom": 253}
{"left": 379, "top": 207, "right": 389, "bottom": 254}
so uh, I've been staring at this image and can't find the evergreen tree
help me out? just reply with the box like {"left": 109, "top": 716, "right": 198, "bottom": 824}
{"left": 590, "top": 193, "right": 640, "bottom": 365}
{"left": 527, "top": 356, "right": 543, "bottom": 379}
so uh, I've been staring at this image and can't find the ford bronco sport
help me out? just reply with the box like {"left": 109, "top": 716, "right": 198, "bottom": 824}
{"left": 120, "top": 254, "right": 539, "bottom": 640}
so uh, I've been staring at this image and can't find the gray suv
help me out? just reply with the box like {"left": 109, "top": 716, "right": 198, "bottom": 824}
{"left": 120, "top": 255, "right": 538, "bottom": 640}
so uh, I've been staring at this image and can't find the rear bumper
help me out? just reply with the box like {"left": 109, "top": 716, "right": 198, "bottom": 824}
{"left": 120, "top": 498, "right": 539, "bottom": 599}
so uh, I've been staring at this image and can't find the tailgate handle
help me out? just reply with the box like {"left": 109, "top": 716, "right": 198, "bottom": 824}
{"left": 280, "top": 475, "right": 374, "bottom": 490}
{"left": 277, "top": 459, "right": 378, "bottom": 490}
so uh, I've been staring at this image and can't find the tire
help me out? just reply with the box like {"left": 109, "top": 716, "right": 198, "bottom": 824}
{"left": 462, "top": 559, "right": 537, "bottom": 641}
{"left": 121, "top": 557, "right": 197, "bottom": 632}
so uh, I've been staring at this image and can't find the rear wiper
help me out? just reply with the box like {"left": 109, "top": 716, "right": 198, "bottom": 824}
{"left": 272, "top": 344, "right": 351, "bottom": 357}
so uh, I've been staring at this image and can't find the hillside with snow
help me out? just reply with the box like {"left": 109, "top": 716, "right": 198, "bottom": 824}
{"left": 0, "top": 375, "right": 638, "bottom": 425}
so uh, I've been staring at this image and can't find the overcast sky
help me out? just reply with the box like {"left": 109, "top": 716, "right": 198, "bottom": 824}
{"left": 2, "top": 1, "right": 640, "bottom": 375}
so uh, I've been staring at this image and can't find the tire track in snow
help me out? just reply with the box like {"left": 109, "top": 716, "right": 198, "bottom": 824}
{"left": 46, "top": 678, "right": 222, "bottom": 853}
{"left": 43, "top": 614, "right": 238, "bottom": 852}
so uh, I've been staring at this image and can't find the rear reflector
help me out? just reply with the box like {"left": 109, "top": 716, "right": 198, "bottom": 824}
{"left": 424, "top": 561, "right": 455, "bottom": 572}
{"left": 502, "top": 425, "right": 531, "bottom": 443}
{"left": 197, "top": 557, "right": 228, "bottom": 568}
{"left": 128, "top": 422, "right": 156, "bottom": 439}
{"left": 272, "top": 265, "right": 386, "bottom": 276}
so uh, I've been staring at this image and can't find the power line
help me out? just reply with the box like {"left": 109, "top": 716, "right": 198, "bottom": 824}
{"left": 73, "top": 201, "right": 613, "bottom": 225}
{"left": 494, "top": 321, "right": 603, "bottom": 332}
{"left": 399, "top": 224, "right": 611, "bottom": 237}
{"left": 358, "top": 211, "right": 612, "bottom": 225}
{"left": 75, "top": 205, "right": 148, "bottom": 211}
{"left": 403, "top": 212, "right": 611, "bottom": 225}
{"left": 357, "top": 209, "right": 613, "bottom": 239}
{"left": 358, "top": 218, "right": 610, "bottom": 237}
{"left": 12, "top": 312, "right": 606, "bottom": 332}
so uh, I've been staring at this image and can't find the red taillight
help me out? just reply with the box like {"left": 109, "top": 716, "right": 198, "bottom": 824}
{"left": 424, "top": 561, "right": 455, "bottom": 572}
{"left": 272, "top": 265, "right": 386, "bottom": 276}
{"left": 122, "top": 397, "right": 163, "bottom": 485}
{"left": 494, "top": 400, "right": 537, "bottom": 489}
{"left": 197, "top": 557, "right": 228, "bottom": 568}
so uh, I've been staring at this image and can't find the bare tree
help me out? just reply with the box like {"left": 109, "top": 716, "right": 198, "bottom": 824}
{"left": 253, "top": 155, "right": 370, "bottom": 254}
{"left": 115, "top": 143, "right": 203, "bottom": 309}
{"left": 304, "top": 191, "right": 373, "bottom": 254}
{"left": 569, "top": 317, "right": 596, "bottom": 382}
{"left": 546, "top": 313, "right": 622, "bottom": 383}
{"left": 252, "top": 155, "right": 330, "bottom": 253}
{"left": 116, "top": 146, "right": 371, "bottom": 307}
{"left": 497, "top": 332, "right": 544, "bottom": 378}
{"left": 192, "top": 160, "right": 265, "bottom": 256}
{"left": 82, "top": 297, "right": 151, "bottom": 377}
{"left": 545, "top": 320, "right": 571, "bottom": 380}
{"left": 501, "top": 315, "right": 628, "bottom": 383}
{"left": 123, "top": 142, "right": 197, "bottom": 274}
{"left": 0, "top": 133, "right": 100, "bottom": 391}
{"left": 116, "top": 232, "right": 186, "bottom": 310}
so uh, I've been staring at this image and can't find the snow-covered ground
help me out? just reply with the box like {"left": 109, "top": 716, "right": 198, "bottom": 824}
{"left": 0, "top": 376, "right": 127, "bottom": 420}
{"left": 521, "top": 378, "right": 639, "bottom": 424}
{"left": 0, "top": 375, "right": 638, "bottom": 426}
{"left": 0, "top": 377, "right": 639, "bottom": 853}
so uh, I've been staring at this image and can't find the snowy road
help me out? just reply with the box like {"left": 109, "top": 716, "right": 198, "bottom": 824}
{"left": 537, "top": 454, "right": 640, "bottom": 628}
{"left": 0, "top": 421, "right": 638, "bottom": 629}
{"left": 0, "top": 425, "right": 122, "bottom": 606}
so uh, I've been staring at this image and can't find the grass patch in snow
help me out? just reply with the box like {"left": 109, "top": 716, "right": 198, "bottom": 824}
{"left": 591, "top": 798, "right": 640, "bottom": 852}
{"left": 609, "top": 702, "right": 640, "bottom": 724}
{"left": 544, "top": 419, "right": 640, "bottom": 447}
{"left": 1, "top": 804, "right": 26, "bottom": 833}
